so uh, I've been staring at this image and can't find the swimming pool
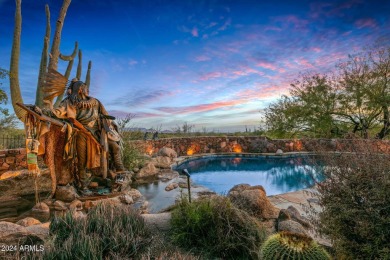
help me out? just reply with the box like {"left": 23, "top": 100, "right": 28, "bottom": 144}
{"left": 174, "top": 154, "right": 322, "bottom": 196}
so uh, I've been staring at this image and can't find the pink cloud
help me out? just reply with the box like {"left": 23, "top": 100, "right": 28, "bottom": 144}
{"left": 135, "top": 112, "right": 162, "bottom": 118}
{"left": 264, "top": 26, "right": 282, "bottom": 32}
{"left": 198, "top": 66, "right": 263, "bottom": 82}
{"left": 231, "top": 66, "right": 264, "bottom": 77}
{"left": 256, "top": 61, "right": 278, "bottom": 71}
{"left": 191, "top": 27, "right": 199, "bottom": 37}
{"left": 314, "top": 52, "right": 346, "bottom": 67}
{"left": 311, "top": 47, "right": 322, "bottom": 53}
{"left": 235, "top": 85, "right": 290, "bottom": 100}
{"left": 310, "top": 0, "right": 362, "bottom": 19}
{"left": 109, "top": 110, "right": 161, "bottom": 119}
{"left": 156, "top": 100, "right": 242, "bottom": 114}
{"left": 128, "top": 59, "right": 138, "bottom": 66}
{"left": 355, "top": 18, "right": 377, "bottom": 29}
{"left": 273, "top": 15, "right": 309, "bottom": 29}
{"left": 195, "top": 55, "right": 211, "bottom": 62}
{"left": 294, "top": 58, "right": 314, "bottom": 69}
{"left": 199, "top": 71, "right": 224, "bottom": 81}
{"left": 218, "top": 18, "right": 231, "bottom": 31}
{"left": 206, "top": 22, "right": 217, "bottom": 29}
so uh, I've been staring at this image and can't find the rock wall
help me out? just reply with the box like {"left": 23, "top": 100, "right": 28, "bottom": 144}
{"left": 0, "top": 149, "right": 27, "bottom": 175}
{"left": 2, "top": 137, "right": 390, "bottom": 175}
{"left": 132, "top": 137, "right": 390, "bottom": 156}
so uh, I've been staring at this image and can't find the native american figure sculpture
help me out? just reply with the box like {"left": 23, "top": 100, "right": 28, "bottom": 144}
{"left": 30, "top": 71, "right": 126, "bottom": 195}
{"left": 9, "top": 0, "right": 128, "bottom": 197}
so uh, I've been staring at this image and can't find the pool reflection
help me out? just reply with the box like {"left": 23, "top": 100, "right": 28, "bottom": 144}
{"left": 174, "top": 156, "right": 322, "bottom": 196}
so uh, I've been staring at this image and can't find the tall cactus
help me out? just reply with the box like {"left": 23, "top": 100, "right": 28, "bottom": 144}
{"left": 54, "top": 41, "right": 78, "bottom": 107}
{"left": 261, "top": 232, "right": 331, "bottom": 260}
{"left": 10, "top": 0, "right": 74, "bottom": 117}
{"left": 76, "top": 49, "right": 82, "bottom": 79}
{"left": 35, "top": 4, "right": 50, "bottom": 107}
{"left": 9, "top": 0, "right": 25, "bottom": 120}
{"left": 48, "top": 0, "right": 71, "bottom": 71}
{"left": 85, "top": 61, "right": 92, "bottom": 90}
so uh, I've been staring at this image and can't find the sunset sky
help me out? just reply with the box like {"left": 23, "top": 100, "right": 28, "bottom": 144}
{"left": 0, "top": 0, "right": 389, "bottom": 132}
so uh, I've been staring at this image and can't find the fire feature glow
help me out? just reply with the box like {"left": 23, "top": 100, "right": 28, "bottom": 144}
{"left": 293, "top": 140, "right": 303, "bottom": 151}
{"left": 186, "top": 144, "right": 199, "bottom": 156}
{"left": 146, "top": 145, "right": 154, "bottom": 155}
{"left": 232, "top": 144, "right": 242, "bottom": 153}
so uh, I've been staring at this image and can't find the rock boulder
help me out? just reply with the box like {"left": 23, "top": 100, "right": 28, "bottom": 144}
{"left": 16, "top": 217, "right": 42, "bottom": 227}
{"left": 136, "top": 162, "right": 159, "bottom": 179}
{"left": 157, "top": 147, "right": 177, "bottom": 159}
{"left": 278, "top": 220, "right": 308, "bottom": 236}
{"left": 55, "top": 185, "right": 79, "bottom": 202}
{"left": 228, "top": 184, "right": 279, "bottom": 219}
{"left": 153, "top": 156, "right": 172, "bottom": 169}
{"left": 0, "top": 221, "right": 29, "bottom": 244}
{"left": 32, "top": 202, "right": 50, "bottom": 214}
{"left": 165, "top": 182, "right": 179, "bottom": 191}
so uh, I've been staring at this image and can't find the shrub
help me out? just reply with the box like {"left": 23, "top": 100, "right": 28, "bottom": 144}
{"left": 121, "top": 138, "right": 145, "bottom": 170}
{"left": 42, "top": 203, "right": 153, "bottom": 259}
{"left": 170, "top": 196, "right": 267, "bottom": 259}
{"left": 261, "top": 232, "right": 330, "bottom": 260}
{"left": 308, "top": 141, "right": 390, "bottom": 259}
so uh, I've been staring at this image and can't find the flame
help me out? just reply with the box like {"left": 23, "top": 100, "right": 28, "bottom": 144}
{"left": 146, "top": 145, "right": 154, "bottom": 155}
{"left": 294, "top": 140, "right": 303, "bottom": 151}
{"left": 186, "top": 144, "right": 199, "bottom": 156}
{"left": 233, "top": 144, "right": 242, "bottom": 153}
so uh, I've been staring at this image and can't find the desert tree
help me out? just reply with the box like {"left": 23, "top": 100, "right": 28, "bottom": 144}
{"left": 0, "top": 68, "right": 18, "bottom": 131}
{"left": 305, "top": 141, "right": 390, "bottom": 258}
{"left": 264, "top": 45, "right": 390, "bottom": 139}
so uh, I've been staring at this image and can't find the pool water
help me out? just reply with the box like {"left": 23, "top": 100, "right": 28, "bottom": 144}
{"left": 174, "top": 155, "right": 322, "bottom": 196}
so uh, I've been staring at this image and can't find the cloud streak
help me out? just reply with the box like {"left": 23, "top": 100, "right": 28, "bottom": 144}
{"left": 109, "top": 89, "right": 175, "bottom": 107}
{"left": 155, "top": 100, "right": 242, "bottom": 114}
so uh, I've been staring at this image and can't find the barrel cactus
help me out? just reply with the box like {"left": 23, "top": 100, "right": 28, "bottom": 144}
{"left": 261, "top": 232, "right": 331, "bottom": 260}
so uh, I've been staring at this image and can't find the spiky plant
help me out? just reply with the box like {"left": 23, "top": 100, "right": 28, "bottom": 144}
{"left": 261, "top": 232, "right": 331, "bottom": 260}
{"left": 170, "top": 196, "right": 267, "bottom": 259}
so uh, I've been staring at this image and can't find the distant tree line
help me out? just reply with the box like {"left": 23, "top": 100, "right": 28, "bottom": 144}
{"left": 264, "top": 44, "right": 390, "bottom": 139}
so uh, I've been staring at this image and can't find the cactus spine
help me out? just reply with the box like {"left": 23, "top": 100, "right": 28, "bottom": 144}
{"left": 261, "top": 232, "right": 331, "bottom": 260}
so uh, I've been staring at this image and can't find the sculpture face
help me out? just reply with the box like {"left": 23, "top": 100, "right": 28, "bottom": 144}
{"left": 67, "top": 81, "right": 88, "bottom": 104}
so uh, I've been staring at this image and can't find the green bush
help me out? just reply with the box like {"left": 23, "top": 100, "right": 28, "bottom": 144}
{"left": 170, "top": 196, "right": 267, "bottom": 259}
{"left": 261, "top": 232, "right": 330, "bottom": 260}
{"left": 121, "top": 139, "right": 145, "bottom": 170}
{"left": 43, "top": 203, "right": 152, "bottom": 259}
{"left": 308, "top": 142, "right": 390, "bottom": 259}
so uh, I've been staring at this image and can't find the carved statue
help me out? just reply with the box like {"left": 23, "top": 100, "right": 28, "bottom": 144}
{"left": 33, "top": 78, "right": 127, "bottom": 195}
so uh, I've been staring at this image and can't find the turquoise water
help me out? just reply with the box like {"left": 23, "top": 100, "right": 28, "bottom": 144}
{"left": 174, "top": 155, "right": 322, "bottom": 196}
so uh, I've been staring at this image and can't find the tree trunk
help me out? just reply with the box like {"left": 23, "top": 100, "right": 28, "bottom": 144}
{"left": 376, "top": 106, "right": 390, "bottom": 139}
